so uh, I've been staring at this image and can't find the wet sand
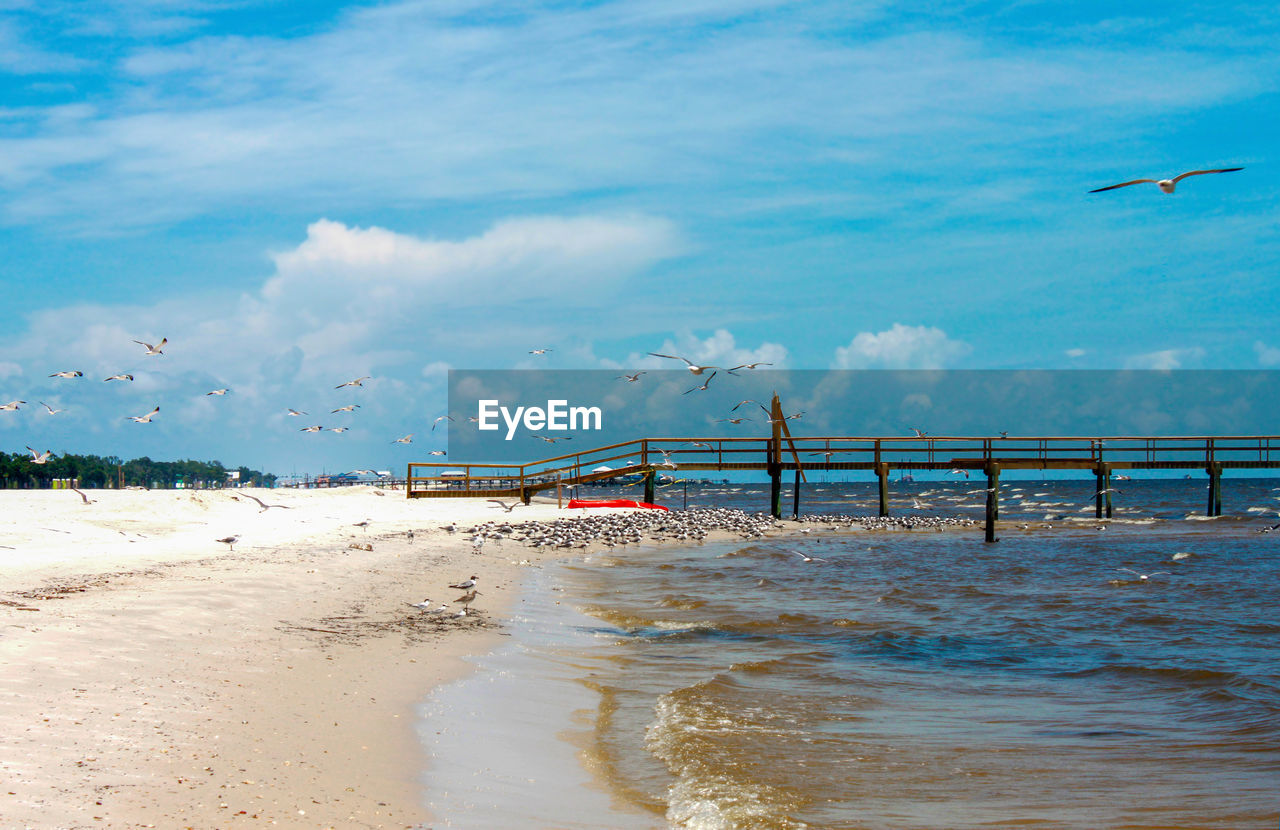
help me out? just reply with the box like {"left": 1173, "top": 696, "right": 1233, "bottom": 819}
{"left": 0, "top": 487, "right": 578, "bottom": 829}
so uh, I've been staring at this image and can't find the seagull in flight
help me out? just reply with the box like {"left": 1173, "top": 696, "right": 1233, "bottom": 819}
{"left": 206, "top": 388, "right": 230, "bottom": 396}
{"left": 327, "top": 426, "right": 349, "bottom": 433}
{"left": 1089, "top": 167, "right": 1243, "bottom": 194}
{"left": 331, "top": 404, "right": 360, "bottom": 413}
{"left": 528, "top": 348, "right": 552, "bottom": 355}
{"left": 49, "top": 370, "right": 83, "bottom": 378}
{"left": 38, "top": 402, "right": 64, "bottom": 415}
{"left": 335, "top": 376, "right": 371, "bottom": 388}
{"left": 731, "top": 399, "right": 764, "bottom": 412}
{"left": 428, "top": 449, "right": 447, "bottom": 456}
{"left": 530, "top": 434, "right": 572, "bottom": 443}
{"left": 127, "top": 406, "right": 160, "bottom": 423}
{"left": 26, "top": 446, "right": 53, "bottom": 464}
{"left": 1, "top": 400, "right": 27, "bottom": 411}
{"left": 726, "top": 362, "right": 773, "bottom": 374}
{"left": 617, "top": 372, "right": 646, "bottom": 383}
{"left": 909, "top": 427, "right": 928, "bottom": 438}
{"left": 300, "top": 425, "right": 324, "bottom": 432}
{"left": 432, "top": 415, "right": 455, "bottom": 431}
{"left": 104, "top": 374, "right": 133, "bottom": 382}
{"left": 1115, "top": 568, "right": 1171, "bottom": 581}
{"left": 715, "top": 417, "right": 751, "bottom": 424}
{"left": 392, "top": 434, "right": 413, "bottom": 444}
{"left": 683, "top": 371, "right": 716, "bottom": 394}
{"left": 648, "top": 353, "right": 719, "bottom": 375}
{"left": 792, "top": 551, "right": 828, "bottom": 563}
{"left": 488, "top": 499, "right": 523, "bottom": 512}
{"left": 287, "top": 408, "right": 308, "bottom": 416}
{"left": 236, "top": 493, "right": 291, "bottom": 512}
{"left": 133, "top": 337, "right": 167, "bottom": 355}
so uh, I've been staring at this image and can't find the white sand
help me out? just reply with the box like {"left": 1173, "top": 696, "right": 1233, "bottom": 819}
{"left": 0, "top": 486, "right": 583, "bottom": 828}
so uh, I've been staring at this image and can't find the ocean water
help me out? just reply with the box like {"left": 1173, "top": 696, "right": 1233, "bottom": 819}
{"left": 422, "top": 478, "right": 1280, "bottom": 829}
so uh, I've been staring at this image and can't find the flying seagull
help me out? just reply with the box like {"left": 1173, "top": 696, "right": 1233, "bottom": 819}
{"left": 1089, "top": 167, "right": 1243, "bottom": 194}
{"left": 331, "top": 404, "right": 360, "bottom": 413}
{"left": 335, "top": 376, "right": 370, "bottom": 388}
{"left": 392, "top": 434, "right": 413, "bottom": 444}
{"left": 127, "top": 406, "right": 160, "bottom": 423}
{"left": 1115, "top": 568, "right": 1171, "bottom": 581}
{"left": 428, "top": 449, "right": 447, "bottom": 456}
{"left": 206, "top": 388, "right": 230, "bottom": 396}
{"left": 287, "top": 408, "right": 307, "bottom": 416}
{"left": 488, "top": 499, "right": 523, "bottom": 513}
{"left": 38, "top": 402, "right": 64, "bottom": 415}
{"left": 617, "top": 372, "right": 646, "bottom": 383}
{"left": 432, "top": 415, "right": 455, "bottom": 431}
{"left": 236, "top": 493, "right": 291, "bottom": 512}
{"left": 528, "top": 348, "right": 552, "bottom": 355}
{"left": 133, "top": 337, "right": 167, "bottom": 355}
{"left": 683, "top": 371, "right": 716, "bottom": 395}
{"left": 1, "top": 401, "right": 26, "bottom": 411}
{"left": 26, "top": 446, "right": 53, "bottom": 464}
{"left": 648, "top": 353, "right": 719, "bottom": 375}
{"left": 300, "top": 425, "right": 324, "bottom": 432}
{"left": 49, "top": 370, "right": 83, "bottom": 378}
{"left": 104, "top": 374, "right": 133, "bottom": 382}
{"left": 727, "top": 362, "right": 773, "bottom": 374}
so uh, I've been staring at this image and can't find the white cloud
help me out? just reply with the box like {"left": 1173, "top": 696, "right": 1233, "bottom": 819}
{"left": 629, "top": 329, "right": 788, "bottom": 371}
{"left": 1124, "top": 347, "right": 1206, "bottom": 370}
{"left": 832, "top": 323, "right": 970, "bottom": 369}
{"left": 1255, "top": 341, "right": 1280, "bottom": 367}
{"left": 1065, "top": 348, "right": 1087, "bottom": 359}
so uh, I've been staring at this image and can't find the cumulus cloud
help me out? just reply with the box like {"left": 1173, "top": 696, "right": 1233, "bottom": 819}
{"left": 630, "top": 329, "right": 789, "bottom": 371}
{"left": 1255, "top": 341, "right": 1280, "bottom": 367}
{"left": 1065, "top": 348, "right": 1087, "bottom": 359}
{"left": 832, "top": 323, "right": 970, "bottom": 369}
{"left": 1124, "top": 347, "right": 1206, "bottom": 370}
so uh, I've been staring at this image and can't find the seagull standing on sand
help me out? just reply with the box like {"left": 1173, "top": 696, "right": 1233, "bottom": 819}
{"left": 127, "top": 406, "right": 160, "bottom": 423}
{"left": 1089, "top": 167, "right": 1243, "bottom": 194}
{"left": 449, "top": 575, "right": 479, "bottom": 590}
{"left": 648, "top": 353, "right": 719, "bottom": 375}
{"left": 133, "top": 337, "right": 167, "bottom": 355}
{"left": 216, "top": 535, "right": 239, "bottom": 551}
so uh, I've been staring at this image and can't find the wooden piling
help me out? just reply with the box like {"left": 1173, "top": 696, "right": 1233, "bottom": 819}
{"left": 1207, "top": 462, "right": 1222, "bottom": 517}
{"left": 984, "top": 463, "right": 999, "bottom": 543}
{"left": 643, "top": 470, "right": 655, "bottom": 505}
{"left": 876, "top": 462, "right": 890, "bottom": 517}
{"left": 1094, "top": 464, "right": 1112, "bottom": 519}
{"left": 792, "top": 468, "right": 801, "bottom": 519}
{"left": 770, "top": 466, "right": 782, "bottom": 518}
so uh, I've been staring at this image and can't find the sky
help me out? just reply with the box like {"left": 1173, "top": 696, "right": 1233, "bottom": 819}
{"left": 1, "top": 0, "right": 1277, "bottom": 476}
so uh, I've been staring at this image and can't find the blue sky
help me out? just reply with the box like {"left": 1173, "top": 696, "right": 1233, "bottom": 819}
{"left": 1, "top": 0, "right": 1277, "bottom": 474}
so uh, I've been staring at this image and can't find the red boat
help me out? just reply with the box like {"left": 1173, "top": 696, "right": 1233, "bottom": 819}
{"left": 566, "top": 498, "right": 668, "bottom": 511}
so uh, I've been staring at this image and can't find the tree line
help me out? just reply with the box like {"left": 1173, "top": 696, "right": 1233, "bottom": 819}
{"left": 1, "top": 451, "right": 276, "bottom": 489}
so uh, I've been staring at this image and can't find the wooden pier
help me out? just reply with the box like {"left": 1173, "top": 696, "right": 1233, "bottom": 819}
{"left": 408, "top": 398, "right": 1280, "bottom": 541}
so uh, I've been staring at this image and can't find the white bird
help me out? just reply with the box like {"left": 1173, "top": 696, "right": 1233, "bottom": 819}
{"left": 716, "top": 417, "right": 751, "bottom": 424}
{"left": 103, "top": 374, "right": 134, "bottom": 382}
{"left": 1115, "top": 568, "right": 1171, "bottom": 581}
{"left": 727, "top": 362, "right": 772, "bottom": 374}
{"left": 428, "top": 449, "right": 447, "bottom": 456}
{"left": 300, "top": 425, "right": 324, "bottom": 432}
{"left": 38, "top": 401, "right": 64, "bottom": 415}
{"left": 215, "top": 535, "right": 239, "bottom": 551}
{"left": 617, "top": 372, "right": 646, "bottom": 383}
{"left": 392, "top": 434, "right": 413, "bottom": 444}
{"left": 327, "top": 426, "right": 349, "bottom": 433}
{"left": 648, "top": 353, "right": 719, "bottom": 374}
{"left": 488, "top": 499, "right": 523, "bottom": 513}
{"left": 730, "top": 399, "right": 763, "bottom": 412}
{"left": 949, "top": 468, "right": 970, "bottom": 479}
{"left": 331, "top": 404, "right": 360, "bottom": 413}
{"left": 406, "top": 598, "right": 435, "bottom": 610}
{"left": 1090, "top": 167, "right": 1243, "bottom": 194}
{"left": 335, "top": 376, "right": 370, "bottom": 388}
{"left": 1, "top": 400, "right": 26, "bottom": 411}
{"left": 792, "top": 551, "right": 828, "bottom": 563}
{"left": 909, "top": 427, "right": 928, "bottom": 438}
{"left": 206, "top": 388, "right": 230, "bottom": 396}
{"left": 449, "top": 575, "right": 479, "bottom": 590}
{"left": 432, "top": 415, "right": 455, "bottom": 431}
{"left": 133, "top": 337, "right": 167, "bottom": 355}
{"left": 127, "top": 406, "right": 160, "bottom": 423}
{"left": 528, "top": 348, "right": 552, "bottom": 355}
{"left": 531, "top": 434, "right": 572, "bottom": 443}
{"left": 287, "top": 408, "right": 308, "bottom": 416}
{"left": 683, "top": 371, "right": 716, "bottom": 394}
{"left": 237, "top": 493, "right": 290, "bottom": 512}
{"left": 49, "top": 370, "right": 83, "bottom": 378}
{"left": 26, "top": 446, "right": 53, "bottom": 464}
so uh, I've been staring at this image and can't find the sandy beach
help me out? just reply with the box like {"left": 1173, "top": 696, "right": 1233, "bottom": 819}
{"left": 0, "top": 486, "right": 581, "bottom": 829}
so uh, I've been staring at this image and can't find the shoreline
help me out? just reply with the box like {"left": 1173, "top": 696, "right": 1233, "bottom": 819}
{"left": 1, "top": 489, "right": 979, "bottom": 828}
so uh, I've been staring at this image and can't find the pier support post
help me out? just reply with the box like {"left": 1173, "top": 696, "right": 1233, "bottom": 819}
{"left": 984, "top": 463, "right": 1000, "bottom": 543}
{"left": 876, "top": 463, "right": 890, "bottom": 517}
{"left": 769, "top": 466, "right": 782, "bottom": 519}
{"left": 644, "top": 471, "right": 655, "bottom": 505}
{"left": 1206, "top": 463, "right": 1222, "bottom": 517}
{"left": 1095, "top": 464, "right": 1112, "bottom": 519}
{"left": 792, "top": 469, "right": 801, "bottom": 519}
